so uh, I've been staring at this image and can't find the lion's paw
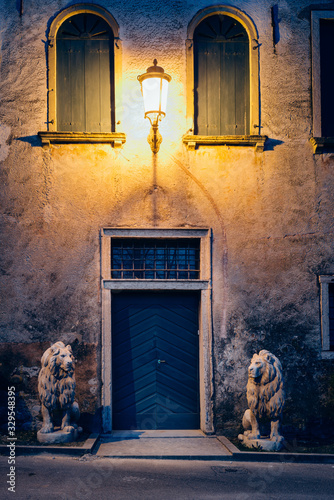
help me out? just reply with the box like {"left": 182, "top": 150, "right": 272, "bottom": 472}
{"left": 40, "top": 423, "right": 54, "bottom": 434}
{"left": 270, "top": 434, "right": 284, "bottom": 443}
{"left": 247, "top": 432, "right": 261, "bottom": 440}
{"left": 62, "top": 425, "right": 75, "bottom": 433}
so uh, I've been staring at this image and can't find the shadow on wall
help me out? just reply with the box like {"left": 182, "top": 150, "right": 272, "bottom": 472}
{"left": 0, "top": 389, "right": 35, "bottom": 432}
{"left": 263, "top": 139, "right": 284, "bottom": 151}
{"left": 15, "top": 136, "right": 42, "bottom": 147}
{"left": 0, "top": 344, "right": 45, "bottom": 432}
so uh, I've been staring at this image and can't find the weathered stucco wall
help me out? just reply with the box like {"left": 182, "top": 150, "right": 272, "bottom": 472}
{"left": 0, "top": 0, "right": 334, "bottom": 435}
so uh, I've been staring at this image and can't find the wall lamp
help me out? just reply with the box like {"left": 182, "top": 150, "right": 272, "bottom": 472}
{"left": 138, "top": 60, "right": 171, "bottom": 153}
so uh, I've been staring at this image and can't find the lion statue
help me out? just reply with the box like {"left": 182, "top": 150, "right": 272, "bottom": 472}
{"left": 38, "top": 341, "right": 80, "bottom": 434}
{"left": 240, "top": 349, "right": 285, "bottom": 443}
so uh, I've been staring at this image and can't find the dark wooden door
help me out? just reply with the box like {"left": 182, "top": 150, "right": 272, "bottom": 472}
{"left": 194, "top": 14, "right": 250, "bottom": 135}
{"left": 112, "top": 292, "right": 200, "bottom": 430}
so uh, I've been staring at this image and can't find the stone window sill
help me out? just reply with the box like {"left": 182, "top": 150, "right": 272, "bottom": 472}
{"left": 182, "top": 134, "right": 267, "bottom": 152}
{"left": 321, "top": 351, "right": 334, "bottom": 359}
{"left": 310, "top": 137, "right": 334, "bottom": 154}
{"left": 38, "top": 131, "right": 126, "bottom": 148}
{"left": 103, "top": 279, "right": 210, "bottom": 290}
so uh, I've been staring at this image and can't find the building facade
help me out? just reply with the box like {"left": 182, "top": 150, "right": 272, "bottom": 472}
{"left": 0, "top": 0, "right": 334, "bottom": 437}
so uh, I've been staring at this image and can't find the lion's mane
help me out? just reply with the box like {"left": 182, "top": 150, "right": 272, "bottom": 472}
{"left": 38, "top": 341, "right": 76, "bottom": 410}
{"left": 246, "top": 349, "right": 285, "bottom": 420}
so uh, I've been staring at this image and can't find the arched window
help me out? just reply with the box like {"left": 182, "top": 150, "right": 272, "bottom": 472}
{"left": 194, "top": 14, "right": 249, "bottom": 136}
{"left": 184, "top": 6, "right": 264, "bottom": 151}
{"left": 56, "top": 13, "right": 114, "bottom": 133}
{"left": 39, "top": 4, "right": 125, "bottom": 147}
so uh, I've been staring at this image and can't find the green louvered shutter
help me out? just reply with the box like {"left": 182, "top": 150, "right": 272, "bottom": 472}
{"left": 56, "top": 13, "right": 114, "bottom": 132}
{"left": 194, "top": 14, "right": 250, "bottom": 135}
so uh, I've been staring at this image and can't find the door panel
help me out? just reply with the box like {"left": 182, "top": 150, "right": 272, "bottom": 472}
{"left": 112, "top": 292, "right": 200, "bottom": 430}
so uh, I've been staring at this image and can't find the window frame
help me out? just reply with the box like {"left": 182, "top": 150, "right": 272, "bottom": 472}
{"left": 183, "top": 5, "right": 265, "bottom": 151}
{"left": 310, "top": 11, "right": 334, "bottom": 154}
{"left": 110, "top": 238, "right": 201, "bottom": 280}
{"left": 319, "top": 275, "right": 334, "bottom": 358}
{"left": 39, "top": 4, "right": 125, "bottom": 147}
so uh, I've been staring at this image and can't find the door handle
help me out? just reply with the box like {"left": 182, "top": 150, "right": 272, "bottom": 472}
{"left": 158, "top": 359, "right": 166, "bottom": 364}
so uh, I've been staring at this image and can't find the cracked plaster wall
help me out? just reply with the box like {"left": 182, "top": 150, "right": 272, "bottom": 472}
{"left": 0, "top": 0, "right": 334, "bottom": 435}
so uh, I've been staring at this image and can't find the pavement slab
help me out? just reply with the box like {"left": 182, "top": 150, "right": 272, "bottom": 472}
{"left": 96, "top": 429, "right": 232, "bottom": 459}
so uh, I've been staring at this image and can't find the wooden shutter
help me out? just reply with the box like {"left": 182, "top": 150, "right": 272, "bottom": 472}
{"left": 57, "top": 39, "right": 85, "bottom": 131}
{"left": 320, "top": 20, "right": 334, "bottom": 137}
{"left": 84, "top": 39, "right": 112, "bottom": 132}
{"left": 56, "top": 13, "right": 114, "bottom": 133}
{"left": 194, "top": 15, "right": 249, "bottom": 135}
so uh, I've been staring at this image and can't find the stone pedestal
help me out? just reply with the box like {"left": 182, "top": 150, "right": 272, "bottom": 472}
{"left": 238, "top": 433, "right": 284, "bottom": 451}
{"left": 37, "top": 427, "right": 79, "bottom": 444}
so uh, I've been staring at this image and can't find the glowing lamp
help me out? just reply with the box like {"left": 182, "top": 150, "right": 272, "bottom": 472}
{"left": 138, "top": 60, "right": 171, "bottom": 153}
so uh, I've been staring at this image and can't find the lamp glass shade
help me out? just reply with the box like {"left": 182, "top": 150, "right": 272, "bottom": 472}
{"left": 142, "top": 77, "right": 169, "bottom": 119}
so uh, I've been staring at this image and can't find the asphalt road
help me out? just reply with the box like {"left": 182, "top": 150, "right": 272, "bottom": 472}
{"left": 1, "top": 454, "right": 334, "bottom": 499}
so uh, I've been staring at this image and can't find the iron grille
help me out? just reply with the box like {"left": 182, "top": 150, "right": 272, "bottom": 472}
{"left": 111, "top": 238, "right": 200, "bottom": 280}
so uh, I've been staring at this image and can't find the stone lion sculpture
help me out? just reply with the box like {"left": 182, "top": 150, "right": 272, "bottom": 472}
{"left": 38, "top": 341, "right": 80, "bottom": 434}
{"left": 239, "top": 349, "right": 285, "bottom": 448}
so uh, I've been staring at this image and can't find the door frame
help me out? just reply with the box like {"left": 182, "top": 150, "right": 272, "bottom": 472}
{"left": 100, "top": 228, "right": 214, "bottom": 434}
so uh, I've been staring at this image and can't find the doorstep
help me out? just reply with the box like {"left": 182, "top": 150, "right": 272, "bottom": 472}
{"left": 96, "top": 429, "right": 232, "bottom": 460}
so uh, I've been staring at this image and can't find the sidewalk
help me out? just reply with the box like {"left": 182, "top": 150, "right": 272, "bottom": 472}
{"left": 1, "top": 430, "right": 334, "bottom": 463}
{"left": 96, "top": 430, "right": 334, "bottom": 464}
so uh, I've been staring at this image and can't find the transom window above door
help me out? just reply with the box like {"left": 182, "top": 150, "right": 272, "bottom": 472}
{"left": 111, "top": 239, "right": 200, "bottom": 280}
